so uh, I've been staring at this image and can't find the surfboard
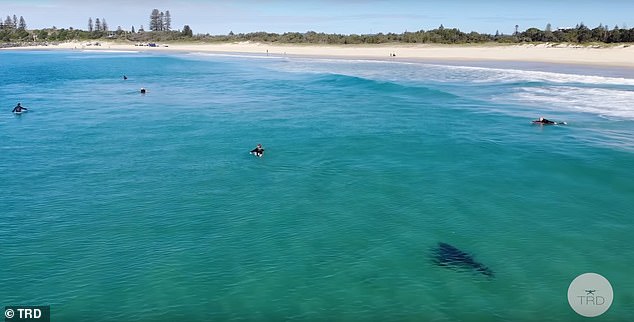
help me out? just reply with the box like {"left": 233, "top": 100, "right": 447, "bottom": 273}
{"left": 532, "top": 120, "right": 566, "bottom": 125}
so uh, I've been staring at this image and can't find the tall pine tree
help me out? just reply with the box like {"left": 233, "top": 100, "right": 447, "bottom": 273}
{"left": 164, "top": 11, "right": 171, "bottom": 31}
{"left": 4, "top": 16, "right": 13, "bottom": 29}
{"left": 150, "top": 9, "right": 160, "bottom": 31}
{"left": 18, "top": 16, "right": 26, "bottom": 29}
{"left": 88, "top": 17, "right": 93, "bottom": 32}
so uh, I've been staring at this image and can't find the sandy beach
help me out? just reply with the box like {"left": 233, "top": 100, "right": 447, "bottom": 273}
{"left": 4, "top": 40, "right": 634, "bottom": 68}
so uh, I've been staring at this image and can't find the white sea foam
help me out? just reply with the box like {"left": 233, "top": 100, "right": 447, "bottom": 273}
{"left": 425, "top": 64, "right": 634, "bottom": 86}
{"left": 271, "top": 58, "right": 634, "bottom": 87}
{"left": 185, "top": 52, "right": 287, "bottom": 60}
{"left": 505, "top": 86, "right": 634, "bottom": 119}
{"left": 80, "top": 50, "right": 141, "bottom": 54}
{"left": 267, "top": 58, "right": 634, "bottom": 119}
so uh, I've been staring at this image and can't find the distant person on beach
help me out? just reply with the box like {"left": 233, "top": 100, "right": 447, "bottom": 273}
{"left": 250, "top": 144, "right": 264, "bottom": 157}
{"left": 12, "top": 103, "right": 27, "bottom": 113}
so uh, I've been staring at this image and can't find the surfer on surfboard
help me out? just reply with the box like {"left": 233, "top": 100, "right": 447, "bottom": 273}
{"left": 12, "top": 103, "right": 28, "bottom": 114}
{"left": 250, "top": 144, "right": 264, "bottom": 157}
{"left": 534, "top": 116, "right": 555, "bottom": 124}
{"left": 533, "top": 116, "right": 566, "bottom": 125}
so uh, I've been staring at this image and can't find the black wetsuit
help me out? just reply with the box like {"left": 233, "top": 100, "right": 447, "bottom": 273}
{"left": 251, "top": 147, "right": 264, "bottom": 156}
{"left": 12, "top": 105, "right": 27, "bottom": 113}
{"left": 536, "top": 119, "right": 555, "bottom": 124}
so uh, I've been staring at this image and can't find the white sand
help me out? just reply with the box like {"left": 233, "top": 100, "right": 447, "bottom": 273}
{"left": 5, "top": 41, "right": 634, "bottom": 68}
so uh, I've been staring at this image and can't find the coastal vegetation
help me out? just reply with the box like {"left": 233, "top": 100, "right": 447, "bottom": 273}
{"left": 1, "top": 11, "right": 633, "bottom": 46}
{"left": 149, "top": 9, "right": 171, "bottom": 32}
{"left": 207, "top": 23, "right": 634, "bottom": 44}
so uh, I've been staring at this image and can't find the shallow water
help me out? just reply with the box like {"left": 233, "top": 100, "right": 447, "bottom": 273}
{"left": 1, "top": 50, "right": 633, "bottom": 321}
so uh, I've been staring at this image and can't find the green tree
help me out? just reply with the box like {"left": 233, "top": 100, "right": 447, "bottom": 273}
{"left": 544, "top": 23, "right": 554, "bottom": 41}
{"left": 37, "top": 29, "right": 48, "bottom": 40}
{"left": 15, "top": 28, "right": 30, "bottom": 40}
{"left": 164, "top": 11, "right": 171, "bottom": 31}
{"left": 0, "top": 30, "right": 10, "bottom": 41}
{"left": 150, "top": 9, "right": 160, "bottom": 31}
{"left": 591, "top": 24, "right": 607, "bottom": 42}
{"left": 88, "top": 17, "right": 93, "bottom": 32}
{"left": 182, "top": 25, "right": 193, "bottom": 37}
{"left": 607, "top": 25, "right": 621, "bottom": 43}
{"left": 131, "top": 25, "right": 135, "bottom": 33}
{"left": 576, "top": 23, "right": 592, "bottom": 42}
{"left": 95, "top": 18, "right": 101, "bottom": 32}
{"left": 102, "top": 18, "right": 108, "bottom": 31}
{"left": 5, "top": 16, "right": 13, "bottom": 29}
{"left": 523, "top": 27, "right": 543, "bottom": 42}
{"left": 18, "top": 16, "right": 26, "bottom": 30}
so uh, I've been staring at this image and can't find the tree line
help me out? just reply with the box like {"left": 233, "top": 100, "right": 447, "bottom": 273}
{"left": 3, "top": 14, "right": 634, "bottom": 45}
{"left": 88, "top": 17, "right": 109, "bottom": 32}
{"left": 517, "top": 23, "right": 632, "bottom": 43}
{"left": 149, "top": 9, "right": 171, "bottom": 31}
{"left": 1, "top": 14, "right": 26, "bottom": 30}
{"left": 1, "top": 9, "right": 187, "bottom": 43}
{"left": 206, "top": 24, "right": 634, "bottom": 44}
{"left": 0, "top": 14, "right": 29, "bottom": 42}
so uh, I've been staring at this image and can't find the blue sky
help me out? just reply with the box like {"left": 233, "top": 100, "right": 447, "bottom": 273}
{"left": 1, "top": 0, "right": 633, "bottom": 35}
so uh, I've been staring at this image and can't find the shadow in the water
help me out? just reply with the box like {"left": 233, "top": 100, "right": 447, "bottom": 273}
{"left": 431, "top": 242, "right": 494, "bottom": 278}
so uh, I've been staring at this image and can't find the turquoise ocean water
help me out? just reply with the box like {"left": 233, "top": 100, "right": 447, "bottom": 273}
{"left": 1, "top": 50, "right": 633, "bottom": 321}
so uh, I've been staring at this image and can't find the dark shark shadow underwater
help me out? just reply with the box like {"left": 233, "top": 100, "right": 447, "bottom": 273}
{"left": 431, "top": 242, "right": 494, "bottom": 278}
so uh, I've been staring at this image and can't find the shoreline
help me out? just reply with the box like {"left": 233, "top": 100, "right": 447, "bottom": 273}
{"left": 4, "top": 41, "right": 634, "bottom": 69}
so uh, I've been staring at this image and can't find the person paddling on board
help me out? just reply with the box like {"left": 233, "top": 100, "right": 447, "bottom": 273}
{"left": 534, "top": 116, "right": 555, "bottom": 124}
{"left": 250, "top": 144, "right": 264, "bottom": 157}
{"left": 12, "top": 103, "right": 27, "bottom": 113}
{"left": 140, "top": 87, "right": 146, "bottom": 94}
